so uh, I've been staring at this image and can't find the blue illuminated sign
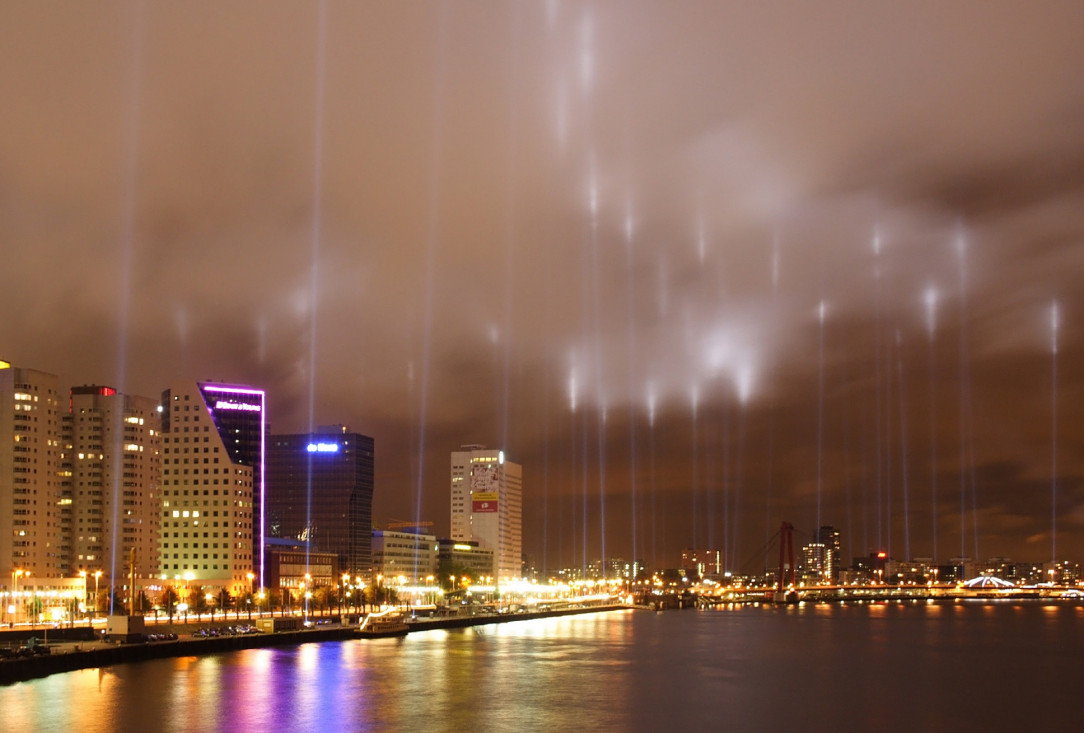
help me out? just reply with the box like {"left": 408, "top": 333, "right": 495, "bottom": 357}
{"left": 306, "top": 442, "right": 340, "bottom": 453}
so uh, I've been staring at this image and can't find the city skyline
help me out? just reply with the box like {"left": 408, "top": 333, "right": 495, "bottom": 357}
{"left": 2, "top": 3, "right": 1083, "bottom": 570}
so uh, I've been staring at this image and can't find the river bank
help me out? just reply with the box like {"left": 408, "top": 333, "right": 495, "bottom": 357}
{"left": 0, "top": 604, "right": 630, "bottom": 686}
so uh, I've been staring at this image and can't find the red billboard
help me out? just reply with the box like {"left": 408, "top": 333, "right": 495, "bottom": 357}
{"left": 472, "top": 491, "right": 498, "bottom": 513}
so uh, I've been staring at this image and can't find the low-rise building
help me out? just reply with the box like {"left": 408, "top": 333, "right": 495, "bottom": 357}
{"left": 372, "top": 529, "right": 437, "bottom": 582}
{"left": 437, "top": 538, "right": 495, "bottom": 586}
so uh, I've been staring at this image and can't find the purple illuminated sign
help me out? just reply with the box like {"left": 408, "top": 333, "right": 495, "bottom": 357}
{"left": 215, "top": 399, "right": 262, "bottom": 412}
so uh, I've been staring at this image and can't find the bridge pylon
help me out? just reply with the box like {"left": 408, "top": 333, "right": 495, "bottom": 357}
{"left": 774, "top": 521, "right": 799, "bottom": 604}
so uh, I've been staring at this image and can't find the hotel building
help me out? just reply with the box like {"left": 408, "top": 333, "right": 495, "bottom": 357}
{"left": 159, "top": 381, "right": 265, "bottom": 594}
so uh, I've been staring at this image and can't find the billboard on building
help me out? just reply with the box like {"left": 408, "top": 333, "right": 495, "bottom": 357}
{"left": 472, "top": 491, "right": 498, "bottom": 513}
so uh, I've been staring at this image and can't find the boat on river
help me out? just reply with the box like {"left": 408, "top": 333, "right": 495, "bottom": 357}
{"left": 356, "top": 610, "right": 410, "bottom": 638}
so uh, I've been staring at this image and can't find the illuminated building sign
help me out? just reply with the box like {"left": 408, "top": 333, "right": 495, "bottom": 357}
{"left": 472, "top": 491, "right": 498, "bottom": 513}
{"left": 306, "top": 442, "right": 340, "bottom": 453}
{"left": 215, "top": 400, "right": 262, "bottom": 412}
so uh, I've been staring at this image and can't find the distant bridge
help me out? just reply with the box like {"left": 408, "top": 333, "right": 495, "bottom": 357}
{"left": 695, "top": 583, "right": 1080, "bottom": 606}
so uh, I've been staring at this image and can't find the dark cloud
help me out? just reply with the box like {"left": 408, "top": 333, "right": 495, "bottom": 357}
{"left": 2, "top": 1, "right": 1083, "bottom": 571}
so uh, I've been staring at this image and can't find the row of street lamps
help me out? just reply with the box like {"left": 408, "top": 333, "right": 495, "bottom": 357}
{"left": 5, "top": 568, "right": 433, "bottom": 627}
{"left": 6, "top": 568, "right": 108, "bottom": 627}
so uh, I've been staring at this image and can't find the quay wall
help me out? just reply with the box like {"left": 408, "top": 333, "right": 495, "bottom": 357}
{"left": 408, "top": 604, "right": 630, "bottom": 631}
{"left": 1, "top": 605, "right": 630, "bottom": 686}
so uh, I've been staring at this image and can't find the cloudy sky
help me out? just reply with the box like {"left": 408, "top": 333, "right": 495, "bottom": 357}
{"left": 3, "top": 1, "right": 1083, "bottom": 571}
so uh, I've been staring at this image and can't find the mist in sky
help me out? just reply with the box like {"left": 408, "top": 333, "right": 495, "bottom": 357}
{"left": 2, "top": 1, "right": 1083, "bottom": 570}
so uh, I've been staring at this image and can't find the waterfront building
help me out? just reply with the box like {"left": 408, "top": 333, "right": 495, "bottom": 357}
{"left": 266, "top": 426, "right": 374, "bottom": 579}
{"left": 842, "top": 552, "right": 888, "bottom": 584}
{"left": 800, "top": 526, "right": 842, "bottom": 584}
{"left": 450, "top": 445, "right": 522, "bottom": 581}
{"left": 801, "top": 542, "right": 827, "bottom": 584}
{"left": 436, "top": 538, "right": 495, "bottom": 584}
{"left": 586, "top": 557, "right": 641, "bottom": 581}
{"left": 946, "top": 557, "right": 975, "bottom": 583}
{"left": 891, "top": 561, "right": 929, "bottom": 584}
{"left": 681, "top": 549, "right": 721, "bottom": 580}
{"left": 970, "top": 557, "right": 1067, "bottom": 585}
{"left": 554, "top": 567, "right": 585, "bottom": 583}
{"left": 1048, "top": 560, "right": 1080, "bottom": 584}
{"left": 372, "top": 528, "right": 437, "bottom": 582}
{"left": 265, "top": 538, "right": 339, "bottom": 595}
{"left": 815, "top": 526, "right": 842, "bottom": 582}
{"left": 0, "top": 361, "right": 63, "bottom": 580}
{"left": 63, "top": 385, "right": 161, "bottom": 584}
{"left": 158, "top": 381, "right": 265, "bottom": 595}
{"left": 0, "top": 575, "right": 84, "bottom": 628}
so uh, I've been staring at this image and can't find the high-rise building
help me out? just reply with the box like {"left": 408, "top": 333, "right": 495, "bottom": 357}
{"left": 450, "top": 445, "right": 522, "bottom": 581}
{"left": 62, "top": 385, "right": 160, "bottom": 583}
{"left": 815, "top": 525, "right": 842, "bottom": 582}
{"left": 266, "top": 426, "right": 374, "bottom": 579}
{"left": 0, "top": 361, "right": 63, "bottom": 579}
{"left": 681, "top": 548, "right": 722, "bottom": 579}
{"left": 801, "top": 542, "right": 827, "bottom": 583}
{"left": 159, "top": 381, "right": 265, "bottom": 594}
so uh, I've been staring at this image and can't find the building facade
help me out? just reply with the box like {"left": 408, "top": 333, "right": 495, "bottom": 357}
{"left": 0, "top": 361, "right": 63, "bottom": 581}
{"left": 266, "top": 426, "right": 374, "bottom": 579}
{"left": 450, "top": 445, "right": 522, "bottom": 581}
{"left": 681, "top": 548, "right": 722, "bottom": 580}
{"left": 815, "top": 525, "right": 842, "bottom": 582}
{"left": 265, "top": 539, "right": 340, "bottom": 594}
{"left": 159, "top": 381, "right": 264, "bottom": 595}
{"left": 372, "top": 529, "right": 437, "bottom": 582}
{"left": 436, "top": 538, "right": 495, "bottom": 584}
{"left": 63, "top": 385, "right": 160, "bottom": 583}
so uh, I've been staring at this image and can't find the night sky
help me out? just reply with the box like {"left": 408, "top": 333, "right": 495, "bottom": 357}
{"left": 3, "top": 2, "right": 1083, "bottom": 571}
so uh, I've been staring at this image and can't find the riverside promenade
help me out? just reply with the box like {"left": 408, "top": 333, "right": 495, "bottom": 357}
{"left": 0, "top": 604, "right": 630, "bottom": 686}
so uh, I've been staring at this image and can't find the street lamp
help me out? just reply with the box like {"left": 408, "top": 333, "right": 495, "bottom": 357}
{"left": 340, "top": 573, "right": 350, "bottom": 617}
{"left": 12, "top": 569, "right": 28, "bottom": 626}
{"left": 182, "top": 573, "right": 193, "bottom": 622}
{"left": 78, "top": 570, "right": 88, "bottom": 625}
{"left": 93, "top": 570, "right": 102, "bottom": 616}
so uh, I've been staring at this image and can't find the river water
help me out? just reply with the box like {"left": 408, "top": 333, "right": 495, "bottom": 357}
{"left": 3, "top": 601, "right": 1081, "bottom": 732}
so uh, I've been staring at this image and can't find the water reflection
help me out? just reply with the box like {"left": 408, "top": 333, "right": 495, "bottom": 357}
{"left": 3, "top": 606, "right": 1082, "bottom": 732}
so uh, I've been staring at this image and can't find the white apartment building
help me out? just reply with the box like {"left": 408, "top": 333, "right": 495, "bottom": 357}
{"left": 371, "top": 529, "right": 438, "bottom": 582}
{"left": 63, "top": 385, "right": 160, "bottom": 582}
{"left": 0, "top": 361, "right": 63, "bottom": 581}
{"left": 450, "top": 445, "right": 522, "bottom": 581}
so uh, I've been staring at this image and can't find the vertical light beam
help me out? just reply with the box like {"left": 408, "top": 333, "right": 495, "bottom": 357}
{"left": 1050, "top": 300, "right": 1059, "bottom": 569}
